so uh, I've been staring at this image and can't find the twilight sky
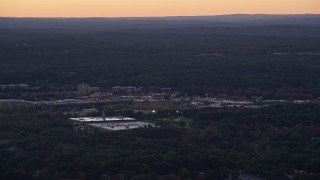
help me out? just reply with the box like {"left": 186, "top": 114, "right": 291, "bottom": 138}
{"left": 1, "top": 0, "right": 319, "bottom": 17}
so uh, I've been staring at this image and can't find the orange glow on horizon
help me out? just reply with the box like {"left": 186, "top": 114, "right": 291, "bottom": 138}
{"left": 1, "top": 0, "right": 319, "bottom": 17}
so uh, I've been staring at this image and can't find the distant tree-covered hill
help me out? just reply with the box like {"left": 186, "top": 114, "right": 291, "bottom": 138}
{"left": 0, "top": 15, "right": 320, "bottom": 98}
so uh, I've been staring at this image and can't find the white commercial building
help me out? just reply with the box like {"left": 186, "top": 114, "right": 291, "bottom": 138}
{"left": 70, "top": 116, "right": 154, "bottom": 131}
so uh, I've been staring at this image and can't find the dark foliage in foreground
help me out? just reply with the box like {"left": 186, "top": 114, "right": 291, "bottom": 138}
{"left": 0, "top": 104, "right": 319, "bottom": 179}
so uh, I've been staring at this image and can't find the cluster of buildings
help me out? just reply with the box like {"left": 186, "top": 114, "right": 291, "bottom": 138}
{"left": 1, "top": 83, "right": 319, "bottom": 111}
{"left": 188, "top": 96, "right": 320, "bottom": 109}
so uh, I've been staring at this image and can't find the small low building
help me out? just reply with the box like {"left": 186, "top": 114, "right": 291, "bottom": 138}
{"left": 112, "top": 86, "right": 137, "bottom": 94}
{"left": 0, "top": 84, "right": 29, "bottom": 90}
{"left": 0, "top": 99, "right": 34, "bottom": 110}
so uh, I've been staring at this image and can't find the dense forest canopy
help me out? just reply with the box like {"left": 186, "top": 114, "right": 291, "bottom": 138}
{"left": 0, "top": 15, "right": 320, "bottom": 97}
{"left": 0, "top": 104, "right": 320, "bottom": 179}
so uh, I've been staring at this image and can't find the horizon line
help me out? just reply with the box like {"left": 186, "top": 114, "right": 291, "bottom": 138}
{"left": 0, "top": 13, "right": 319, "bottom": 19}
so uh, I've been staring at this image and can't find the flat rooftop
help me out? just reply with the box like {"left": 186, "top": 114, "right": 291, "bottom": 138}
{"left": 70, "top": 116, "right": 136, "bottom": 122}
